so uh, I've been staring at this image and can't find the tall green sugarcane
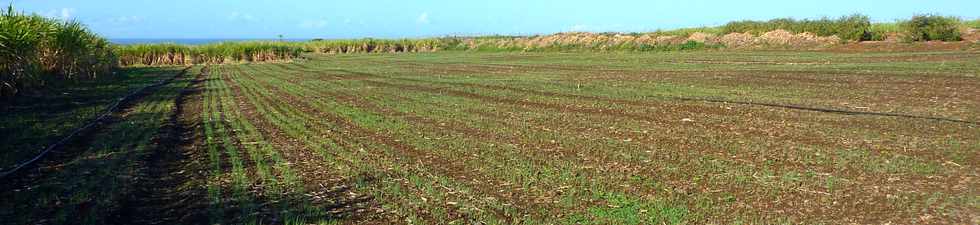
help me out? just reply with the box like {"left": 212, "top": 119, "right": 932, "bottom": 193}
{"left": 1, "top": 5, "right": 117, "bottom": 98}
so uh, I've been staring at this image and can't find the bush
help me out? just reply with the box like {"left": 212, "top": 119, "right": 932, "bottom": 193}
{"left": 722, "top": 14, "right": 871, "bottom": 41}
{"left": 901, "top": 15, "right": 962, "bottom": 41}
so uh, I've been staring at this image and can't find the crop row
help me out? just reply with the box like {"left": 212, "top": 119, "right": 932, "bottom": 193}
{"left": 200, "top": 52, "right": 978, "bottom": 223}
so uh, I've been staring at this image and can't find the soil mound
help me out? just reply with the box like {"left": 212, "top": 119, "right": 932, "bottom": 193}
{"left": 719, "top": 32, "right": 756, "bottom": 47}
{"left": 760, "top": 30, "right": 840, "bottom": 47}
{"left": 686, "top": 32, "right": 716, "bottom": 43}
{"left": 962, "top": 28, "right": 980, "bottom": 42}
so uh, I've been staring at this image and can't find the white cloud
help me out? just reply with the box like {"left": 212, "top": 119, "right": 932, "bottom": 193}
{"left": 60, "top": 8, "right": 74, "bottom": 19}
{"left": 299, "top": 19, "right": 328, "bottom": 29}
{"left": 43, "top": 8, "right": 76, "bottom": 20}
{"left": 108, "top": 16, "right": 144, "bottom": 24}
{"left": 227, "top": 12, "right": 257, "bottom": 22}
{"left": 416, "top": 12, "right": 429, "bottom": 24}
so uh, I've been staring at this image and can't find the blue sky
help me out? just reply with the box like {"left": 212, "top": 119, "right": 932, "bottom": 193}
{"left": 5, "top": 0, "right": 978, "bottom": 39}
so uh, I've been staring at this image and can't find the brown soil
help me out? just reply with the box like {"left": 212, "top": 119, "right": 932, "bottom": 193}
{"left": 118, "top": 66, "right": 209, "bottom": 224}
{"left": 959, "top": 28, "right": 980, "bottom": 42}
{"left": 828, "top": 41, "right": 979, "bottom": 52}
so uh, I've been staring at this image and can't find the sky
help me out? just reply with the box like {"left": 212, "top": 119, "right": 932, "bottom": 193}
{"left": 5, "top": 0, "right": 978, "bottom": 39}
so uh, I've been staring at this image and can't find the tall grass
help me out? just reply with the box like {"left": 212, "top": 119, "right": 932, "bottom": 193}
{"left": 868, "top": 22, "right": 902, "bottom": 41}
{"left": 114, "top": 39, "right": 450, "bottom": 66}
{"left": 1, "top": 5, "right": 116, "bottom": 97}
{"left": 301, "top": 38, "right": 445, "bottom": 53}
{"left": 457, "top": 37, "right": 722, "bottom": 52}
{"left": 115, "top": 43, "right": 191, "bottom": 66}
{"left": 650, "top": 26, "right": 724, "bottom": 37}
{"left": 722, "top": 14, "right": 872, "bottom": 41}
{"left": 114, "top": 34, "right": 722, "bottom": 61}
{"left": 965, "top": 19, "right": 980, "bottom": 29}
{"left": 115, "top": 42, "right": 303, "bottom": 66}
{"left": 110, "top": 13, "right": 977, "bottom": 68}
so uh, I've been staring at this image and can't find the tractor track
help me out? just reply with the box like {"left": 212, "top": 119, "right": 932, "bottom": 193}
{"left": 0, "top": 66, "right": 190, "bottom": 224}
{"left": 116, "top": 66, "right": 210, "bottom": 225}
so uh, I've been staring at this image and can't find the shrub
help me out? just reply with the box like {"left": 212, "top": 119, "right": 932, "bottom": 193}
{"left": 901, "top": 15, "right": 962, "bottom": 41}
{"left": 722, "top": 14, "right": 871, "bottom": 41}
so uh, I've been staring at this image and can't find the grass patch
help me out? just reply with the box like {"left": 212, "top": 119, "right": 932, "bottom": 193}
{"left": 581, "top": 193, "right": 688, "bottom": 225}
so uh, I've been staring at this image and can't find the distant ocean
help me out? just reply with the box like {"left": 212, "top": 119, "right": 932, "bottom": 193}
{"left": 110, "top": 38, "right": 311, "bottom": 45}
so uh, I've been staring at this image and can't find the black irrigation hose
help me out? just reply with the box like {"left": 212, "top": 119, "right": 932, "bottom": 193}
{"left": 671, "top": 97, "right": 980, "bottom": 125}
{"left": 0, "top": 67, "right": 190, "bottom": 179}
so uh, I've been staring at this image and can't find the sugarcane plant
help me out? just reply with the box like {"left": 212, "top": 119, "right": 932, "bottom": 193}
{"left": 0, "top": 5, "right": 117, "bottom": 98}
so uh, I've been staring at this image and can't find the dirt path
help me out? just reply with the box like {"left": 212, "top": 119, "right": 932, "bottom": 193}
{"left": 0, "top": 68, "right": 188, "bottom": 182}
{"left": 117, "top": 66, "right": 209, "bottom": 224}
{"left": 0, "top": 67, "right": 190, "bottom": 224}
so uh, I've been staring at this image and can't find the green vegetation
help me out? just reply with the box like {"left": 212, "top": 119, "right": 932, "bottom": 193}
{"left": 721, "top": 14, "right": 872, "bottom": 41}
{"left": 0, "top": 66, "right": 187, "bottom": 224}
{"left": 460, "top": 38, "right": 723, "bottom": 52}
{"left": 965, "top": 18, "right": 980, "bottom": 29}
{"left": 210, "top": 51, "right": 975, "bottom": 223}
{"left": 0, "top": 5, "right": 116, "bottom": 97}
{"left": 868, "top": 22, "right": 902, "bottom": 41}
{"left": 650, "top": 26, "right": 725, "bottom": 37}
{"left": 4, "top": 50, "right": 978, "bottom": 224}
{"left": 3, "top": 6, "right": 980, "bottom": 224}
{"left": 5, "top": 8, "right": 977, "bottom": 88}
{"left": 300, "top": 38, "right": 445, "bottom": 53}
{"left": 103, "top": 14, "right": 978, "bottom": 68}
{"left": 901, "top": 14, "right": 963, "bottom": 41}
{"left": 862, "top": 16, "right": 973, "bottom": 42}
{"left": 115, "top": 42, "right": 303, "bottom": 66}
{"left": 0, "top": 67, "right": 176, "bottom": 170}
